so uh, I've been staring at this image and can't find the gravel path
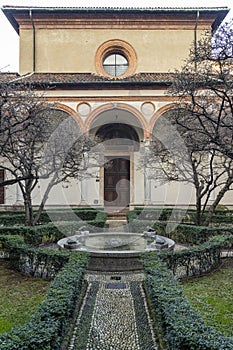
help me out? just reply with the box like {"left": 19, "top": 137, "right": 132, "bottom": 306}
{"left": 68, "top": 272, "right": 158, "bottom": 350}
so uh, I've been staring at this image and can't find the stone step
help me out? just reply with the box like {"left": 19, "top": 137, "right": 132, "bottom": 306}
{"left": 106, "top": 220, "right": 128, "bottom": 232}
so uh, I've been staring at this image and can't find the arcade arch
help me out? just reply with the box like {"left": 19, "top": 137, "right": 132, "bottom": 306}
{"left": 86, "top": 104, "right": 145, "bottom": 210}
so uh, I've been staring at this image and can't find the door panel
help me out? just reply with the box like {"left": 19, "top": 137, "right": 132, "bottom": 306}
{"left": 104, "top": 157, "right": 130, "bottom": 207}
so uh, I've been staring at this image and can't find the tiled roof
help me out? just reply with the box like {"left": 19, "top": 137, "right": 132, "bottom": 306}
{"left": 0, "top": 73, "right": 19, "bottom": 83}
{"left": 2, "top": 6, "right": 229, "bottom": 11}
{"left": 0, "top": 72, "right": 175, "bottom": 86}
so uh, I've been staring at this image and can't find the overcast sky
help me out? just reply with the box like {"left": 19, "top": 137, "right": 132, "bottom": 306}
{"left": 0, "top": 0, "right": 232, "bottom": 72}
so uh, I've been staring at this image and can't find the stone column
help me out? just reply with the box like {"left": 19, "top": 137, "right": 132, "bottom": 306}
{"left": 80, "top": 176, "right": 88, "bottom": 205}
{"left": 15, "top": 183, "right": 24, "bottom": 205}
{"left": 144, "top": 139, "right": 152, "bottom": 205}
{"left": 80, "top": 151, "right": 88, "bottom": 206}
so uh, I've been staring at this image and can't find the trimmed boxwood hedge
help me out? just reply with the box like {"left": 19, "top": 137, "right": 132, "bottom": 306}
{"left": 158, "top": 235, "right": 233, "bottom": 278}
{"left": 171, "top": 224, "right": 233, "bottom": 245}
{"left": 0, "top": 252, "right": 88, "bottom": 350}
{"left": 128, "top": 218, "right": 233, "bottom": 246}
{"left": 0, "top": 234, "right": 25, "bottom": 249}
{"left": 127, "top": 207, "right": 233, "bottom": 225}
{"left": 0, "top": 218, "right": 107, "bottom": 246}
{"left": 143, "top": 254, "right": 233, "bottom": 350}
{"left": 0, "top": 208, "right": 107, "bottom": 226}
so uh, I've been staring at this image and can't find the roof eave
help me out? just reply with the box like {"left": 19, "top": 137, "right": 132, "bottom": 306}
{"left": 28, "top": 80, "right": 172, "bottom": 89}
{"left": 1, "top": 6, "right": 230, "bottom": 34}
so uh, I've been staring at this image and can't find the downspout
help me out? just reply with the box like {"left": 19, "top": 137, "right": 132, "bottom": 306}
{"left": 194, "top": 10, "right": 200, "bottom": 72}
{"left": 29, "top": 9, "right": 36, "bottom": 72}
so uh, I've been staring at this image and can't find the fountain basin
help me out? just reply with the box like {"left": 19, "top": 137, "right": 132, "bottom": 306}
{"left": 57, "top": 232, "right": 175, "bottom": 272}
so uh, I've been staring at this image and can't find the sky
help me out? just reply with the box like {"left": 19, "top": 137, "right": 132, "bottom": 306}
{"left": 0, "top": 0, "right": 232, "bottom": 73}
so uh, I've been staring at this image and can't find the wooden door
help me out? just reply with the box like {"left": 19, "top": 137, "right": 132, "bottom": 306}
{"left": 104, "top": 157, "right": 130, "bottom": 207}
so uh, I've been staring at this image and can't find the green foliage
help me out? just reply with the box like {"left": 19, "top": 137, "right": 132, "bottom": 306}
{"left": 0, "top": 214, "right": 26, "bottom": 226}
{"left": 127, "top": 210, "right": 233, "bottom": 246}
{"left": 0, "top": 235, "right": 24, "bottom": 249}
{"left": 0, "top": 219, "right": 107, "bottom": 246}
{"left": 0, "top": 231, "right": 87, "bottom": 278}
{"left": 143, "top": 256, "right": 233, "bottom": 350}
{"left": 0, "top": 254, "right": 88, "bottom": 350}
{"left": 170, "top": 225, "right": 233, "bottom": 245}
{"left": 0, "top": 208, "right": 106, "bottom": 226}
{"left": 158, "top": 235, "right": 233, "bottom": 278}
{"left": 9, "top": 245, "right": 79, "bottom": 279}
{"left": 127, "top": 207, "right": 233, "bottom": 225}
{"left": 128, "top": 219, "right": 166, "bottom": 234}
{"left": 127, "top": 207, "right": 188, "bottom": 223}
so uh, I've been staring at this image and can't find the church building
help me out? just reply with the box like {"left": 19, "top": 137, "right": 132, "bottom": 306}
{"left": 0, "top": 6, "right": 230, "bottom": 213}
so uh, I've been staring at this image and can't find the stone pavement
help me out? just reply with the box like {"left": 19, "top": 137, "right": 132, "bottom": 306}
{"left": 68, "top": 272, "right": 158, "bottom": 350}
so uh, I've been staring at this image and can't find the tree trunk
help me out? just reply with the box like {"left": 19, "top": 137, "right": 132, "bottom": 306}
{"left": 195, "top": 195, "right": 202, "bottom": 226}
{"left": 24, "top": 192, "right": 34, "bottom": 226}
{"left": 204, "top": 177, "right": 233, "bottom": 226}
{"left": 32, "top": 177, "right": 56, "bottom": 226}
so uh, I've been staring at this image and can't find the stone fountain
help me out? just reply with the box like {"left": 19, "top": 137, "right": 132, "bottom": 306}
{"left": 57, "top": 227, "right": 175, "bottom": 272}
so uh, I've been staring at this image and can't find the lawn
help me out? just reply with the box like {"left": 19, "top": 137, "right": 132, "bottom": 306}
{"left": 0, "top": 260, "right": 50, "bottom": 334}
{"left": 182, "top": 261, "right": 233, "bottom": 337}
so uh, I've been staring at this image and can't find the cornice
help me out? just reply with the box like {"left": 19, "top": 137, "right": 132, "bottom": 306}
{"left": 2, "top": 7, "right": 229, "bottom": 33}
{"left": 13, "top": 15, "right": 217, "bottom": 31}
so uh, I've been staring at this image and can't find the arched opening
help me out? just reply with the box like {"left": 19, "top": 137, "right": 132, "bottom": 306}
{"left": 95, "top": 122, "right": 141, "bottom": 209}
{"left": 96, "top": 122, "right": 140, "bottom": 151}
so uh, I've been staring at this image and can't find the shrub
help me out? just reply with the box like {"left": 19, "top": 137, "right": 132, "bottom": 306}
{"left": 143, "top": 256, "right": 233, "bottom": 350}
{"left": 128, "top": 219, "right": 166, "bottom": 234}
{"left": 170, "top": 225, "right": 233, "bottom": 245}
{"left": 0, "top": 214, "right": 26, "bottom": 226}
{"left": 127, "top": 207, "right": 233, "bottom": 225}
{"left": 158, "top": 235, "right": 233, "bottom": 278}
{"left": 0, "top": 219, "right": 107, "bottom": 246}
{"left": 0, "top": 254, "right": 88, "bottom": 350}
{"left": 0, "top": 235, "right": 24, "bottom": 249}
{"left": 0, "top": 233, "right": 84, "bottom": 278}
{"left": 0, "top": 208, "right": 106, "bottom": 226}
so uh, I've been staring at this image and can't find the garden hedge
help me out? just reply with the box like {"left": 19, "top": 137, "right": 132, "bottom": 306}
{"left": 0, "top": 253, "right": 88, "bottom": 350}
{"left": 143, "top": 255, "right": 233, "bottom": 350}
{"left": 0, "top": 234, "right": 24, "bottom": 249}
{"left": 0, "top": 218, "right": 107, "bottom": 246}
{"left": 128, "top": 218, "right": 233, "bottom": 245}
{"left": 171, "top": 224, "right": 233, "bottom": 245}
{"left": 0, "top": 208, "right": 107, "bottom": 226}
{"left": 127, "top": 207, "right": 233, "bottom": 225}
{"left": 158, "top": 234, "right": 233, "bottom": 278}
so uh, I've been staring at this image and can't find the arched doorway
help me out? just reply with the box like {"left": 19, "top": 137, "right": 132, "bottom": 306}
{"left": 96, "top": 122, "right": 140, "bottom": 209}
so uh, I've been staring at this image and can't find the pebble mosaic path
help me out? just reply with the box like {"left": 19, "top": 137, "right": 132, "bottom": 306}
{"left": 68, "top": 272, "right": 158, "bottom": 350}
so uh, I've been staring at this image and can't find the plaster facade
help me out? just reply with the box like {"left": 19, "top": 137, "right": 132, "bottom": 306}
{"left": 1, "top": 6, "right": 231, "bottom": 211}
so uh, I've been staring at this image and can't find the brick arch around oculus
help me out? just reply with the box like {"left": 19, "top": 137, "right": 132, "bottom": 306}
{"left": 84, "top": 102, "right": 148, "bottom": 139}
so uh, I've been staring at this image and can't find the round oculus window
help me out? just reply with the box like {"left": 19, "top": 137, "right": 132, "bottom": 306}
{"left": 103, "top": 53, "right": 129, "bottom": 77}
{"left": 95, "top": 40, "right": 137, "bottom": 78}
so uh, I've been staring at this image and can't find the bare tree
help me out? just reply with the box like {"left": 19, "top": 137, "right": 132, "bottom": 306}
{"left": 0, "top": 82, "right": 42, "bottom": 158}
{"left": 144, "top": 21, "right": 233, "bottom": 226}
{"left": 148, "top": 110, "right": 233, "bottom": 226}
{"left": 0, "top": 83, "right": 98, "bottom": 225}
{"left": 170, "top": 20, "right": 233, "bottom": 160}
